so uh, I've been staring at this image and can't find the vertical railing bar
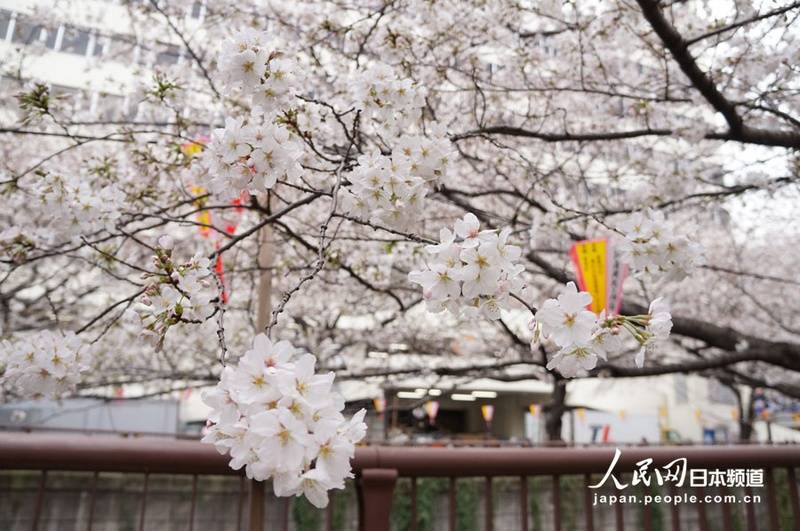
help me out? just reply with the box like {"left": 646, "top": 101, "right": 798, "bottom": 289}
{"left": 765, "top": 468, "right": 780, "bottom": 531}
{"left": 236, "top": 476, "right": 244, "bottom": 531}
{"left": 552, "top": 475, "right": 561, "bottom": 531}
{"left": 614, "top": 473, "right": 624, "bottom": 531}
{"left": 411, "top": 477, "right": 418, "bottom": 531}
{"left": 695, "top": 486, "right": 708, "bottom": 531}
{"left": 744, "top": 486, "right": 757, "bottom": 531}
{"left": 520, "top": 476, "right": 529, "bottom": 531}
{"left": 720, "top": 486, "right": 732, "bottom": 531}
{"left": 188, "top": 474, "right": 198, "bottom": 531}
{"left": 485, "top": 476, "right": 493, "bottom": 531}
{"left": 31, "top": 469, "right": 47, "bottom": 531}
{"left": 248, "top": 480, "right": 265, "bottom": 531}
{"left": 449, "top": 477, "right": 457, "bottom": 531}
{"left": 667, "top": 483, "right": 679, "bottom": 531}
{"left": 788, "top": 467, "right": 800, "bottom": 524}
{"left": 642, "top": 483, "right": 653, "bottom": 531}
{"left": 138, "top": 472, "right": 149, "bottom": 531}
{"left": 326, "top": 490, "right": 334, "bottom": 531}
{"left": 86, "top": 471, "right": 98, "bottom": 531}
{"left": 583, "top": 474, "right": 594, "bottom": 531}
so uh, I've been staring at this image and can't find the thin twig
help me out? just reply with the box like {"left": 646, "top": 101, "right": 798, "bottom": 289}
{"left": 266, "top": 112, "right": 361, "bottom": 336}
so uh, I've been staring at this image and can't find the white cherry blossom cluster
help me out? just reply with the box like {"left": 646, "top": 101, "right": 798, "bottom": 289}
{"left": 408, "top": 213, "right": 524, "bottom": 319}
{"left": 0, "top": 172, "right": 124, "bottom": 262}
{"left": 33, "top": 173, "right": 124, "bottom": 242}
{"left": 196, "top": 117, "right": 304, "bottom": 200}
{"left": 394, "top": 125, "right": 452, "bottom": 183}
{"left": 616, "top": 210, "right": 703, "bottom": 282}
{"left": 133, "top": 238, "right": 216, "bottom": 348}
{"left": 0, "top": 330, "right": 92, "bottom": 399}
{"left": 352, "top": 64, "right": 426, "bottom": 135}
{"left": 340, "top": 152, "right": 428, "bottom": 231}
{"left": 341, "top": 126, "right": 452, "bottom": 230}
{"left": 532, "top": 282, "right": 673, "bottom": 377}
{"left": 201, "top": 334, "right": 366, "bottom": 508}
{"left": 217, "top": 29, "right": 304, "bottom": 116}
{"left": 193, "top": 29, "right": 307, "bottom": 200}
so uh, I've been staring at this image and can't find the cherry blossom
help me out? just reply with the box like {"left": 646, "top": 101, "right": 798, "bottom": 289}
{"left": 0, "top": 331, "right": 92, "bottom": 399}
{"left": 202, "top": 334, "right": 366, "bottom": 508}
{"left": 218, "top": 29, "right": 303, "bottom": 115}
{"left": 616, "top": 210, "right": 704, "bottom": 282}
{"left": 340, "top": 152, "right": 428, "bottom": 231}
{"left": 409, "top": 214, "right": 524, "bottom": 319}
{"left": 133, "top": 247, "right": 216, "bottom": 349}
{"left": 534, "top": 283, "right": 674, "bottom": 376}
{"left": 394, "top": 125, "right": 453, "bottom": 184}
{"left": 546, "top": 340, "right": 600, "bottom": 378}
{"left": 535, "top": 282, "right": 597, "bottom": 347}
{"left": 352, "top": 64, "right": 426, "bottom": 135}
{"left": 195, "top": 119, "right": 304, "bottom": 199}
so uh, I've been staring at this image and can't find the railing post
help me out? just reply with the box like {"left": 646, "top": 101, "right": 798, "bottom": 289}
{"left": 247, "top": 480, "right": 265, "bottom": 531}
{"left": 357, "top": 468, "right": 398, "bottom": 531}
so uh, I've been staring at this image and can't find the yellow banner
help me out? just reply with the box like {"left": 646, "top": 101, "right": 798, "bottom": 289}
{"left": 191, "top": 185, "right": 212, "bottom": 237}
{"left": 570, "top": 239, "right": 628, "bottom": 315}
{"left": 571, "top": 240, "right": 607, "bottom": 314}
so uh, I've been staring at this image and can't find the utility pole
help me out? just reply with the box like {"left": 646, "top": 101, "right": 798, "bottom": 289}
{"left": 248, "top": 221, "right": 273, "bottom": 531}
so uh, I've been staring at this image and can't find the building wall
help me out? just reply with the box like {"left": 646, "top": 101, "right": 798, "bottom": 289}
{"left": 0, "top": 0, "right": 213, "bottom": 121}
{"left": 0, "top": 398, "right": 181, "bottom": 435}
{"left": 567, "top": 374, "right": 765, "bottom": 443}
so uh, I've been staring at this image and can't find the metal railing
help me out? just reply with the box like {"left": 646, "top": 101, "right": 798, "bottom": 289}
{"left": 1, "top": 432, "right": 799, "bottom": 530}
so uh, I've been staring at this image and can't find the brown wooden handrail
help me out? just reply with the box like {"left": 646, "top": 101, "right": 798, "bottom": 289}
{"left": 1, "top": 432, "right": 798, "bottom": 475}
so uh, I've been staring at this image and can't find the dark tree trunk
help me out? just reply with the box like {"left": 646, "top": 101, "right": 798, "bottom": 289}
{"left": 545, "top": 379, "right": 567, "bottom": 442}
{"left": 739, "top": 419, "right": 753, "bottom": 442}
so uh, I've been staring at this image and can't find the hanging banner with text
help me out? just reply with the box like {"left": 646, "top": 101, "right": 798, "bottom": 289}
{"left": 569, "top": 239, "right": 628, "bottom": 315}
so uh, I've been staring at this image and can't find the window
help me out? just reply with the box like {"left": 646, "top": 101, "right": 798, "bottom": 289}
{"left": 0, "top": 10, "right": 12, "bottom": 41}
{"left": 674, "top": 375, "right": 688, "bottom": 404}
{"left": 136, "top": 44, "right": 154, "bottom": 66}
{"left": 190, "top": 1, "right": 204, "bottom": 18}
{"left": 92, "top": 34, "right": 108, "bottom": 57}
{"left": 156, "top": 44, "right": 181, "bottom": 66}
{"left": 11, "top": 17, "right": 44, "bottom": 45}
{"left": 104, "top": 35, "right": 136, "bottom": 61}
{"left": 44, "top": 26, "right": 59, "bottom": 49}
{"left": 708, "top": 379, "right": 737, "bottom": 406}
{"left": 96, "top": 92, "right": 126, "bottom": 120}
{"left": 51, "top": 84, "right": 84, "bottom": 112}
{"left": 0, "top": 76, "right": 23, "bottom": 113}
{"left": 60, "top": 26, "right": 90, "bottom": 55}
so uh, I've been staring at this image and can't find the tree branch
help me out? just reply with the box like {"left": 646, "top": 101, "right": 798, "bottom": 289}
{"left": 635, "top": 0, "right": 800, "bottom": 148}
